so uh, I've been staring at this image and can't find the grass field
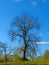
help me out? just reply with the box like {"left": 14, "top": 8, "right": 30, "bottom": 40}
{"left": 0, "top": 60, "right": 49, "bottom": 65}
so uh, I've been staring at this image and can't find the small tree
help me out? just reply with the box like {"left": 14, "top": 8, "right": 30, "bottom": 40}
{"left": 9, "top": 14, "right": 40, "bottom": 60}
{"left": 43, "top": 50, "right": 49, "bottom": 60}
{"left": 0, "top": 42, "right": 14, "bottom": 62}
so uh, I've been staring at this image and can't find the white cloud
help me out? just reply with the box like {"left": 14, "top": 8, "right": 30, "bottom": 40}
{"left": 32, "top": 1, "right": 37, "bottom": 6}
{"left": 37, "top": 42, "right": 49, "bottom": 44}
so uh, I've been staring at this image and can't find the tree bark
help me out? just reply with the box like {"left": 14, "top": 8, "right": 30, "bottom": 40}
{"left": 23, "top": 40, "right": 27, "bottom": 60}
{"left": 5, "top": 55, "right": 7, "bottom": 62}
{"left": 23, "top": 27, "right": 27, "bottom": 60}
{"left": 23, "top": 49, "right": 26, "bottom": 60}
{"left": 5, "top": 50, "right": 7, "bottom": 62}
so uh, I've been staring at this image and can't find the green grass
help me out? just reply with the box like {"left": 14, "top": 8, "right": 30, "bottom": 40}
{"left": 0, "top": 60, "right": 49, "bottom": 65}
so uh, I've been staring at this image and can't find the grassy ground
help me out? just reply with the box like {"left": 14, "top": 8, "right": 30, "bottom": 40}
{"left": 0, "top": 60, "right": 49, "bottom": 65}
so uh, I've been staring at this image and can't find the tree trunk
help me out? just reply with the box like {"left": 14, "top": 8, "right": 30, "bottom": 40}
{"left": 5, "top": 50, "right": 7, "bottom": 62}
{"left": 23, "top": 27, "right": 27, "bottom": 60}
{"left": 23, "top": 41, "right": 27, "bottom": 60}
{"left": 23, "top": 50, "right": 26, "bottom": 60}
{"left": 5, "top": 55, "right": 7, "bottom": 62}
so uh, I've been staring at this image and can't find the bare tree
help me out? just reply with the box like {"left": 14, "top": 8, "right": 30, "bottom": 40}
{"left": 0, "top": 42, "right": 14, "bottom": 62}
{"left": 9, "top": 14, "right": 40, "bottom": 60}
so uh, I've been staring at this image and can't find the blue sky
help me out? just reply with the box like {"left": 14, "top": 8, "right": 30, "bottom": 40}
{"left": 0, "top": 0, "right": 49, "bottom": 55}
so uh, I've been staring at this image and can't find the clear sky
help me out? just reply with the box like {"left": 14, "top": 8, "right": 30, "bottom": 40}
{"left": 0, "top": 0, "right": 49, "bottom": 55}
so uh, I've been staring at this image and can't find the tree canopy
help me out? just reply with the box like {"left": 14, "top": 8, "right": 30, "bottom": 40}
{"left": 9, "top": 14, "right": 40, "bottom": 60}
